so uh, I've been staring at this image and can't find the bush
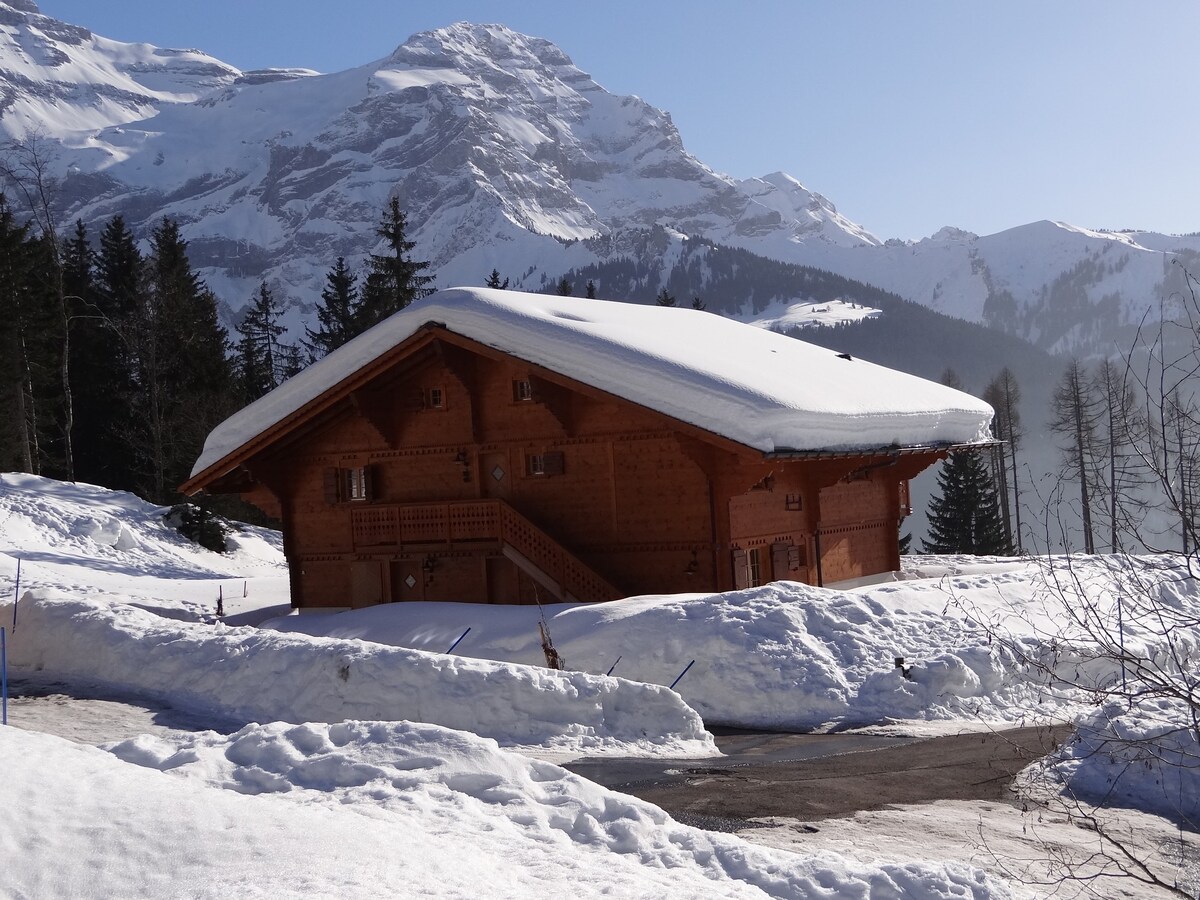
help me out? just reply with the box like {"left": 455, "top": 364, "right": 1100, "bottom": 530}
{"left": 164, "top": 503, "right": 231, "bottom": 553}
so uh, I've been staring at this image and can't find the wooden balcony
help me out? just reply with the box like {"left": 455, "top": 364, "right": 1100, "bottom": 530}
{"left": 350, "top": 499, "right": 623, "bottom": 604}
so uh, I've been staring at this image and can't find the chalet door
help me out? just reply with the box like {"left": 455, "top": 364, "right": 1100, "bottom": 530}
{"left": 390, "top": 560, "right": 424, "bottom": 602}
{"left": 349, "top": 561, "right": 383, "bottom": 608}
{"left": 481, "top": 452, "right": 511, "bottom": 500}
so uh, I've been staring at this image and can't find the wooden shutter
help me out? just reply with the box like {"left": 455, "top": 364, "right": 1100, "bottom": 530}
{"left": 732, "top": 548, "right": 749, "bottom": 589}
{"left": 323, "top": 467, "right": 340, "bottom": 505}
{"left": 542, "top": 451, "right": 565, "bottom": 477}
{"left": 771, "top": 541, "right": 791, "bottom": 579}
{"left": 363, "top": 464, "right": 375, "bottom": 501}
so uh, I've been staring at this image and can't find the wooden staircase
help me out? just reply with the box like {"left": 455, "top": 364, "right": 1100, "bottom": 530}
{"left": 350, "top": 499, "right": 624, "bottom": 603}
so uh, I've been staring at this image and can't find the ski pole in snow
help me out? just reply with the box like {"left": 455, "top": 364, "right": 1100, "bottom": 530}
{"left": 606, "top": 656, "right": 622, "bottom": 677}
{"left": 216, "top": 585, "right": 225, "bottom": 619}
{"left": 669, "top": 659, "right": 695, "bottom": 691}
{"left": 2, "top": 626, "right": 8, "bottom": 726}
{"left": 445, "top": 627, "right": 471, "bottom": 654}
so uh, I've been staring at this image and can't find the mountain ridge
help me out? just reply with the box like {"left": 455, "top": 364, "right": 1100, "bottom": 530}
{"left": 0, "top": 7, "right": 1195, "bottom": 357}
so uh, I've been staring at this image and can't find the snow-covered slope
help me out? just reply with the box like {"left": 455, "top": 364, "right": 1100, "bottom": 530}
{"left": 3, "top": 7, "right": 1195, "bottom": 358}
{"left": 0, "top": 0, "right": 238, "bottom": 139}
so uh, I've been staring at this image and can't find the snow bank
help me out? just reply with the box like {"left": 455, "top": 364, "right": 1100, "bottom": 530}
{"left": 190, "top": 287, "right": 994, "bottom": 480}
{"left": 0, "top": 473, "right": 288, "bottom": 623}
{"left": 1028, "top": 698, "right": 1200, "bottom": 825}
{"left": 4, "top": 591, "right": 714, "bottom": 757}
{"left": 266, "top": 579, "right": 1077, "bottom": 730}
{"left": 1, "top": 725, "right": 1009, "bottom": 899}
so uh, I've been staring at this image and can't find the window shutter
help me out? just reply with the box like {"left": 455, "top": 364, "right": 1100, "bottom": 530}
{"left": 363, "top": 464, "right": 375, "bottom": 501}
{"left": 732, "top": 548, "right": 749, "bottom": 589}
{"left": 323, "top": 467, "right": 340, "bottom": 505}
{"left": 771, "top": 541, "right": 791, "bottom": 578}
{"left": 542, "top": 451, "right": 565, "bottom": 476}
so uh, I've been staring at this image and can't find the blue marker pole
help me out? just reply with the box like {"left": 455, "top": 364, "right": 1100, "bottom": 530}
{"left": 2, "top": 626, "right": 8, "bottom": 726}
{"left": 669, "top": 659, "right": 695, "bottom": 691}
{"left": 606, "top": 655, "right": 622, "bottom": 677}
{"left": 446, "top": 627, "right": 471, "bottom": 654}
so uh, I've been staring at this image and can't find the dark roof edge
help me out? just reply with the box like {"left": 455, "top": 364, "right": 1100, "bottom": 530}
{"left": 765, "top": 440, "right": 1000, "bottom": 460}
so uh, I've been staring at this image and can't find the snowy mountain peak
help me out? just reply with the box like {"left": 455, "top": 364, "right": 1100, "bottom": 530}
{"left": 0, "top": 1, "right": 239, "bottom": 139}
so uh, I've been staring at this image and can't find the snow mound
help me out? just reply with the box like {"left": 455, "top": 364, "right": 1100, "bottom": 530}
{"left": 4, "top": 591, "right": 715, "bottom": 757}
{"left": 99, "top": 720, "right": 1010, "bottom": 899}
{"left": 1028, "top": 698, "right": 1200, "bottom": 825}
{"left": 266, "top": 579, "right": 1079, "bottom": 730}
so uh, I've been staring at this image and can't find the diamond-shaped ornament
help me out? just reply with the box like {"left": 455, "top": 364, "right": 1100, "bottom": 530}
{"left": 491, "top": 465, "right": 505, "bottom": 481}
{"left": 404, "top": 574, "right": 417, "bottom": 589}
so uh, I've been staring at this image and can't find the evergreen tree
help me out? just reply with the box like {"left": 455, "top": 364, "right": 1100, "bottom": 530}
{"left": 585, "top": 279, "right": 596, "bottom": 299}
{"left": 691, "top": 296, "right": 706, "bottom": 311}
{"left": 357, "top": 197, "right": 434, "bottom": 333}
{"left": 305, "top": 257, "right": 359, "bottom": 361}
{"left": 485, "top": 268, "right": 509, "bottom": 290}
{"left": 655, "top": 287, "right": 676, "bottom": 307}
{"left": 982, "top": 367, "right": 1024, "bottom": 553}
{"left": 90, "top": 216, "right": 145, "bottom": 492}
{"left": 62, "top": 220, "right": 130, "bottom": 488}
{"left": 235, "top": 282, "right": 290, "bottom": 402}
{"left": 554, "top": 276, "right": 572, "bottom": 296}
{"left": 1049, "top": 359, "right": 1102, "bottom": 554}
{"left": 134, "top": 218, "right": 234, "bottom": 502}
{"left": 0, "top": 194, "right": 34, "bottom": 472}
{"left": 1093, "top": 359, "right": 1148, "bottom": 551}
{"left": 922, "top": 448, "right": 1012, "bottom": 555}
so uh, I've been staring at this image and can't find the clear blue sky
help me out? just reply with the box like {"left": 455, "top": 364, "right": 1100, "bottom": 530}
{"left": 35, "top": 0, "right": 1200, "bottom": 240}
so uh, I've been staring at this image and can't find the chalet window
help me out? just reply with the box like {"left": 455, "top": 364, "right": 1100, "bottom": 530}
{"left": 785, "top": 493, "right": 803, "bottom": 511}
{"left": 513, "top": 378, "right": 534, "bottom": 402}
{"left": 747, "top": 547, "right": 762, "bottom": 587}
{"left": 525, "top": 451, "right": 564, "bottom": 477}
{"left": 426, "top": 386, "right": 444, "bottom": 409}
{"left": 323, "top": 465, "right": 374, "bottom": 504}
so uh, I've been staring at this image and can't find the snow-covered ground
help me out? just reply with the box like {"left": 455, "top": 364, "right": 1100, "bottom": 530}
{"left": 1, "top": 474, "right": 1197, "bottom": 897}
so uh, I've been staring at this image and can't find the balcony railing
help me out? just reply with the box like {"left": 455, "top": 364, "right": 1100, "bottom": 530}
{"left": 350, "top": 499, "right": 622, "bottom": 603}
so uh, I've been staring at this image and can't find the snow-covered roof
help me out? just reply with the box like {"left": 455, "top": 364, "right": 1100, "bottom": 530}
{"left": 189, "top": 288, "right": 993, "bottom": 481}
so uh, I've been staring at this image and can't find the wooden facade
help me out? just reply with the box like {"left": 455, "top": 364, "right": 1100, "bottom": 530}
{"left": 186, "top": 324, "right": 949, "bottom": 609}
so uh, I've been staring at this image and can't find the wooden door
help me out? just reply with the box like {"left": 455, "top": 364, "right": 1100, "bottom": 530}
{"left": 482, "top": 451, "right": 511, "bottom": 500}
{"left": 390, "top": 560, "right": 424, "bottom": 602}
{"left": 349, "top": 561, "right": 383, "bottom": 608}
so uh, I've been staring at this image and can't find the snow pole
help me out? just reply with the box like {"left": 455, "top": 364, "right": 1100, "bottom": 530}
{"left": 1, "top": 626, "right": 7, "bottom": 725}
{"left": 216, "top": 585, "right": 224, "bottom": 619}
{"left": 669, "top": 659, "right": 695, "bottom": 691}
{"left": 12, "top": 556, "right": 19, "bottom": 631}
{"left": 243, "top": 580, "right": 248, "bottom": 598}
{"left": 606, "top": 655, "right": 622, "bottom": 677}
{"left": 446, "top": 627, "right": 471, "bottom": 654}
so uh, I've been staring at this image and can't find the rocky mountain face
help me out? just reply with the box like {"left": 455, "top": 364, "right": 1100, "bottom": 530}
{"left": 1, "top": 3, "right": 1195, "bottom": 359}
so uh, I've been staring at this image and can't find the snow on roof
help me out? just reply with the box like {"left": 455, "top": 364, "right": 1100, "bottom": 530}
{"left": 190, "top": 288, "right": 993, "bottom": 480}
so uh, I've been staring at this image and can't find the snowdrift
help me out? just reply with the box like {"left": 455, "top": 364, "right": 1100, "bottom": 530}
{"left": 1, "top": 724, "right": 1010, "bottom": 899}
{"left": 266, "top": 579, "right": 1075, "bottom": 730}
{"left": 4, "top": 591, "right": 715, "bottom": 757}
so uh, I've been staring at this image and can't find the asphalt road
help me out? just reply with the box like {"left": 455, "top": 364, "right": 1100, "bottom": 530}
{"left": 566, "top": 725, "right": 1071, "bottom": 832}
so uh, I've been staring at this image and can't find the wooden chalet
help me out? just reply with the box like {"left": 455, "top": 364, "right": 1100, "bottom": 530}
{"left": 182, "top": 288, "right": 993, "bottom": 609}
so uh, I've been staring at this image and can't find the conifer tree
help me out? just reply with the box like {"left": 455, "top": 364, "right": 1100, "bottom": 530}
{"left": 305, "top": 256, "right": 359, "bottom": 361}
{"left": 585, "top": 279, "right": 596, "bottom": 299}
{"left": 555, "top": 276, "right": 572, "bottom": 296}
{"left": 485, "top": 268, "right": 509, "bottom": 290}
{"left": 655, "top": 287, "right": 676, "bottom": 307}
{"left": 922, "top": 448, "right": 1012, "bottom": 555}
{"left": 691, "top": 296, "right": 706, "bottom": 310}
{"left": 357, "top": 197, "right": 434, "bottom": 333}
{"left": 1049, "top": 359, "right": 1102, "bottom": 554}
{"left": 134, "top": 218, "right": 234, "bottom": 502}
{"left": 235, "top": 282, "right": 290, "bottom": 402}
{"left": 0, "top": 194, "right": 34, "bottom": 472}
{"left": 982, "top": 367, "right": 1023, "bottom": 553}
